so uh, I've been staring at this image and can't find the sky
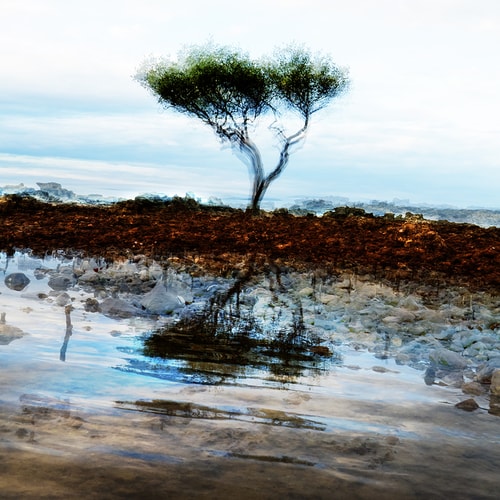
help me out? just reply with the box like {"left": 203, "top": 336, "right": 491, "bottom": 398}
{"left": 1, "top": 0, "right": 499, "bottom": 208}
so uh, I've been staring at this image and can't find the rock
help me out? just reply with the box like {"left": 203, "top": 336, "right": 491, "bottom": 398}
{"left": 429, "top": 348, "right": 468, "bottom": 370}
{"left": 382, "top": 308, "right": 416, "bottom": 323}
{"left": 36, "top": 182, "right": 75, "bottom": 199}
{"left": 476, "top": 358, "right": 500, "bottom": 383}
{"left": 462, "top": 381, "right": 485, "bottom": 396}
{"left": 140, "top": 281, "right": 185, "bottom": 314}
{"left": 397, "top": 296, "right": 422, "bottom": 311}
{"left": 55, "top": 292, "right": 71, "bottom": 306}
{"left": 84, "top": 298, "right": 100, "bottom": 313}
{"left": 48, "top": 275, "right": 74, "bottom": 291}
{"left": 490, "top": 370, "right": 500, "bottom": 396}
{"left": 77, "top": 270, "right": 102, "bottom": 284}
{"left": 441, "top": 371, "right": 464, "bottom": 387}
{"left": 319, "top": 293, "right": 338, "bottom": 305}
{"left": 424, "top": 367, "right": 436, "bottom": 386}
{"left": 455, "top": 398, "right": 479, "bottom": 412}
{"left": 489, "top": 395, "right": 500, "bottom": 416}
{"left": 100, "top": 298, "right": 140, "bottom": 318}
{"left": 4, "top": 273, "right": 30, "bottom": 291}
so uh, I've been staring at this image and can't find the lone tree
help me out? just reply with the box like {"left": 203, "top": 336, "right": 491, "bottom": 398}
{"left": 136, "top": 43, "right": 349, "bottom": 211}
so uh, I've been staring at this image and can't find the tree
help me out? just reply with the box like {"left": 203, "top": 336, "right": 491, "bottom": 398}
{"left": 136, "top": 43, "right": 349, "bottom": 211}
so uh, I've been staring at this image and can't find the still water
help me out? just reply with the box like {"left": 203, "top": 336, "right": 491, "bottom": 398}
{"left": 0, "top": 252, "right": 499, "bottom": 499}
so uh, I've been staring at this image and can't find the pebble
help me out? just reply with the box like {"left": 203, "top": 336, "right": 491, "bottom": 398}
{"left": 455, "top": 398, "right": 479, "bottom": 412}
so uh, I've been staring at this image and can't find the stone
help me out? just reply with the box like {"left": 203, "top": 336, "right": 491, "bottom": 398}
{"left": 476, "top": 358, "right": 500, "bottom": 383}
{"left": 489, "top": 395, "right": 500, "bottom": 416}
{"left": 490, "top": 370, "right": 500, "bottom": 396}
{"left": 462, "top": 381, "right": 485, "bottom": 396}
{"left": 429, "top": 348, "right": 468, "bottom": 370}
{"left": 140, "top": 281, "right": 185, "bottom": 314}
{"left": 84, "top": 298, "right": 100, "bottom": 313}
{"left": 48, "top": 275, "right": 74, "bottom": 291}
{"left": 100, "top": 298, "right": 140, "bottom": 318}
{"left": 55, "top": 292, "right": 71, "bottom": 306}
{"left": 4, "top": 272, "right": 30, "bottom": 291}
{"left": 455, "top": 398, "right": 479, "bottom": 412}
{"left": 0, "top": 312, "right": 25, "bottom": 344}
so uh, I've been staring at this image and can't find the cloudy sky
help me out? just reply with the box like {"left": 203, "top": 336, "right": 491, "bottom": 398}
{"left": 1, "top": 0, "right": 499, "bottom": 208}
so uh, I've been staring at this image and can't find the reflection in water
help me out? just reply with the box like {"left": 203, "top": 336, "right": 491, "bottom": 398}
{"left": 139, "top": 304, "right": 337, "bottom": 386}
{"left": 1, "top": 251, "right": 500, "bottom": 498}
{"left": 116, "top": 399, "right": 327, "bottom": 431}
{"left": 59, "top": 305, "right": 73, "bottom": 362}
{"left": 133, "top": 265, "right": 337, "bottom": 385}
{"left": 0, "top": 312, "right": 25, "bottom": 345}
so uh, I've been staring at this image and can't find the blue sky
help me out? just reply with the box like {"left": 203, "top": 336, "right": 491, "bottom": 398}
{"left": 1, "top": 0, "right": 499, "bottom": 208}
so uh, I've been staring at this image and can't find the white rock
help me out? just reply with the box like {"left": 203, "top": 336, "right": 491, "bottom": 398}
{"left": 140, "top": 281, "right": 184, "bottom": 314}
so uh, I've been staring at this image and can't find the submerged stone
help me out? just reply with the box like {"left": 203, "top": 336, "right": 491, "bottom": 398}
{"left": 48, "top": 274, "right": 75, "bottom": 291}
{"left": 461, "top": 381, "right": 485, "bottom": 396}
{"left": 0, "top": 312, "right": 25, "bottom": 344}
{"left": 476, "top": 358, "right": 500, "bottom": 383}
{"left": 4, "top": 272, "right": 30, "bottom": 291}
{"left": 100, "top": 298, "right": 141, "bottom": 318}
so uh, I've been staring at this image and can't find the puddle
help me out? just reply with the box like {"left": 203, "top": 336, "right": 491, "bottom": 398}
{"left": 1, "top": 252, "right": 499, "bottom": 499}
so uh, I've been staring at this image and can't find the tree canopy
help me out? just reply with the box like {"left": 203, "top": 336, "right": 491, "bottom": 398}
{"left": 136, "top": 43, "right": 349, "bottom": 211}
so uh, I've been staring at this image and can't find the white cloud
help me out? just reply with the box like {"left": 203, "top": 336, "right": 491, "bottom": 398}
{"left": 1, "top": 0, "right": 500, "bottom": 207}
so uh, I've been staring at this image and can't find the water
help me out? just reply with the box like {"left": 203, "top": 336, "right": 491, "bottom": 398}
{"left": 0, "top": 252, "right": 499, "bottom": 499}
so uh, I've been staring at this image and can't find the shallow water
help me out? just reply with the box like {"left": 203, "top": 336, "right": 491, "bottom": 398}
{"left": 0, "top": 253, "right": 499, "bottom": 499}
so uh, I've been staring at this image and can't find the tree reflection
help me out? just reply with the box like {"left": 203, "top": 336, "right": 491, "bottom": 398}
{"left": 142, "top": 296, "right": 334, "bottom": 385}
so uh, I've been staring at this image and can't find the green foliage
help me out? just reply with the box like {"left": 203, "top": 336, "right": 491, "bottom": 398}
{"left": 269, "top": 44, "right": 349, "bottom": 120}
{"left": 139, "top": 44, "right": 272, "bottom": 138}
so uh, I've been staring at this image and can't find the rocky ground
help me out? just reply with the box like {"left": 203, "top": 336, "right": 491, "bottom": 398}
{"left": 2, "top": 194, "right": 500, "bottom": 388}
{"left": 1, "top": 194, "right": 499, "bottom": 295}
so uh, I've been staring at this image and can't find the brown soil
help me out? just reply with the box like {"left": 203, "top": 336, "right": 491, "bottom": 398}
{"left": 1, "top": 195, "right": 499, "bottom": 295}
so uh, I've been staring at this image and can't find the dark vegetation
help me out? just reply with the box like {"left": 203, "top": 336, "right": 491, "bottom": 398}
{"left": 1, "top": 194, "right": 499, "bottom": 295}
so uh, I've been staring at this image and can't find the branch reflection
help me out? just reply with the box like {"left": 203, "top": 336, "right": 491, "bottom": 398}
{"left": 60, "top": 305, "right": 73, "bottom": 362}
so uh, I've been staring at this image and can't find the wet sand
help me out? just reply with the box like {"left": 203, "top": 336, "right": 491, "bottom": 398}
{"left": 1, "top": 393, "right": 499, "bottom": 499}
